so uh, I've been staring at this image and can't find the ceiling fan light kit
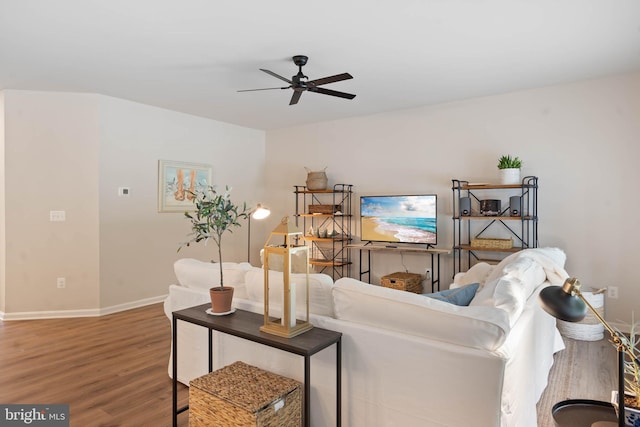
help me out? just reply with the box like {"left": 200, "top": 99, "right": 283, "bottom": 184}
{"left": 238, "top": 55, "right": 356, "bottom": 105}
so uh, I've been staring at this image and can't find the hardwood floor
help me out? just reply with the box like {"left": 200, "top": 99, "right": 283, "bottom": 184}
{"left": 536, "top": 335, "right": 617, "bottom": 427}
{"left": 0, "top": 303, "right": 618, "bottom": 427}
{"left": 0, "top": 303, "right": 189, "bottom": 427}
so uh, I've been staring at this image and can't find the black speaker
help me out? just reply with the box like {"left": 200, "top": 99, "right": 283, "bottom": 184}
{"left": 510, "top": 196, "right": 521, "bottom": 217}
{"left": 460, "top": 197, "right": 471, "bottom": 216}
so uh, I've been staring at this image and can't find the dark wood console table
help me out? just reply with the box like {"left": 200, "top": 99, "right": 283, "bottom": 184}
{"left": 172, "top": 304, "right": 342, "bottom": 427}
{"left": 347, "top": 244, "right": 450, "bottom": 292}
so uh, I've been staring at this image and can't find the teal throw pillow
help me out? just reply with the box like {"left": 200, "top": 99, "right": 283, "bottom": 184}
{"left": 424, "top": 283, "right": 479, "bottom": 306}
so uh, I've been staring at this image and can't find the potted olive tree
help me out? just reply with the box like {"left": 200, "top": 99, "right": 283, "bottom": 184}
{"left": 497, "top": 155, "right": 523, "bottom": 185}
{"left": 178, "top": 185, "right": 249, "bottom": 313}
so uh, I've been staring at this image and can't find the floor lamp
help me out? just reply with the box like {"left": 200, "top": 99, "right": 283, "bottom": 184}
{"left": 247, "top": 203, "right": 271, "bottom": 264}
{"left": 539, "top": 277, "right": 638, "bottom": 427}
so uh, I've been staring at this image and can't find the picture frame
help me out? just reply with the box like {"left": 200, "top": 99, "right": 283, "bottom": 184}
{"left": 158, "top": 160, "right": 212, "bottom": 213}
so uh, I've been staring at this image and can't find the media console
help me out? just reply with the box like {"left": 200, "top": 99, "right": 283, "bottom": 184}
{"left": 346, "top": 244, "right": 450, "bottom": 293}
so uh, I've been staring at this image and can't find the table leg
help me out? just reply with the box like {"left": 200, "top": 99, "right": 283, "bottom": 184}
{"left": 304, "top": 355, "right": 311, "bottom": 427}
{"left": 337, "top": 338, "right": 342, "bottom": 427}
{"left": 172, "top": 315, "right": 178, "bottom": 427}
{"left": 208, "top": 329, "right": 213, "bottom": 372}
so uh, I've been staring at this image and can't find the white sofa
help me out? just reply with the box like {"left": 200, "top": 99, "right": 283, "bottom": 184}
{"left": 164, "top": 248, "right": 568, "bottom": 427}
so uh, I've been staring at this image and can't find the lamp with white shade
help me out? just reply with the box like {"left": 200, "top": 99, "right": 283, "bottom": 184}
{"left": 247, "top": 203, "right": 271, "bottom": 264}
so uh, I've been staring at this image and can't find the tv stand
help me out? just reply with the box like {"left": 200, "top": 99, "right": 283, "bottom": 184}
{"left": 346, "top": 244, "right": 450, "bottom": 293}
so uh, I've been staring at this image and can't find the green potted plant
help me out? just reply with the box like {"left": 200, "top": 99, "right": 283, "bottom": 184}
{"left": 178, "top": 185, "right": 249, "bottom": 313}
{"left": 612, "top": 316, "right": 640, "bottom": 425}
{"left": 497, "top": 155, "right": 523, "bottom": 185}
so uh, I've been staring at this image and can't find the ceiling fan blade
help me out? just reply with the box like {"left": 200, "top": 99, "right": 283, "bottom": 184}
{"left": 237, "top": 86, "right": 289, "bottom": 92}
{"left": 309, "top": 87, "right": 356, "bottom": 100}
{"left": 260, "top": 68, "right": 292, "bottom": 84}
{"left": 289, "top": 89, "right": 303, "bottom": 105}
{"left": 307, "top": 73, "right": 353, "bottom": 87}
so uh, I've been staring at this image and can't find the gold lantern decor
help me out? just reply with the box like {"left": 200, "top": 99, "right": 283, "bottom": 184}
{"left": 260, "top": 217, "right": 313, "bottom": 338}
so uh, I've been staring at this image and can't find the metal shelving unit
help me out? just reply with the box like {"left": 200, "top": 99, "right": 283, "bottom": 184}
{"left": 452, "top": 176, "right": 538, "bottom": 276}
{"left": 294, "top": 184, "right": 353, "bottom": 280}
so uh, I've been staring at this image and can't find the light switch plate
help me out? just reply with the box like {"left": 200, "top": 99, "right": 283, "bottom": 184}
{"left": 50, "top": 210, "right": 66, "bottom": 222}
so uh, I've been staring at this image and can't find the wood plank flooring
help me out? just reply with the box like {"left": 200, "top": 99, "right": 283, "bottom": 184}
{"left": 0, "top": 303, "right": 618, "bottom": 427}
{"left": 0, "top": 303, "right": 189, "bottom": 427}
{"left": 536, "top": 335, "right": 617, "bottom": 427}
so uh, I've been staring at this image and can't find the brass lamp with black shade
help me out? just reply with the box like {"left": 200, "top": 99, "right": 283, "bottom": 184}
{"left": 539, "top": 277, "right": 639, "bottom": 427}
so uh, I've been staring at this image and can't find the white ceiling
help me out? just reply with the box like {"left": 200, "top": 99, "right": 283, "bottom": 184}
{"left": 1, "top": 1, "right": 640, "bottom": 130}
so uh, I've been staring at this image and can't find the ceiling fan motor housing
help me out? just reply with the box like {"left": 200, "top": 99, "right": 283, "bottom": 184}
{"left": 292, "top": 55, "right": 308, "bottom": 66}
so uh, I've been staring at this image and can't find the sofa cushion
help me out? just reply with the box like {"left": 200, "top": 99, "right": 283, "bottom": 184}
{"left": 425, "top": 283, "right": 479, "bottom": 306}
{"left": 332, "top": 278, "right": 510, "bottom": 351}
{"left": 173, "top": 258, "right": 252, "bottom": 299}
{"left": 452, "top": 262, "right": 494, "bottom": 289}
{"left": 470, "top": 276, "right": 529, "bottom": 327}
{"left": 470, "top": 255, "right": 546, "bottom": 319}
{"left": 484, "top": 254, "right": 546, "bottom": 292}
{"left": 245, "top": 268, "right": 334, "bottom": 317}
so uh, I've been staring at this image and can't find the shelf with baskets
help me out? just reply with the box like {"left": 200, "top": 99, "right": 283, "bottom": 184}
{"left": 452, "top": 177, "right": 538, "bottom": 276}
{"left": 294, "top": 184, "right": 353, "bottom": 280}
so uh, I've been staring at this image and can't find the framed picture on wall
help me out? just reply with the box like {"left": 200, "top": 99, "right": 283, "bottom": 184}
{"left": 158, "top": 160, "right": 212, "bottom": 212}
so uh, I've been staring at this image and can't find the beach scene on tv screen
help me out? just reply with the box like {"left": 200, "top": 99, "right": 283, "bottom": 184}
{"left": 361, "top": 195, "right": 437, "bottom": 244}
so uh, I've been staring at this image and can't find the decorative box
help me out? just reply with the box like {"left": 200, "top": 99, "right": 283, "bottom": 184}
{"left": 381, "top": 272, "right": 423, "bottom": 294}
{"left": 189, "top": 361, "right": 302, "bottom": 427}
{"left": 308, "top": 204, "right": 342, "bottom": 214}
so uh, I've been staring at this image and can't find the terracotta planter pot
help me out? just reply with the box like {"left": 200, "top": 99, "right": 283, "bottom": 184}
{"left": 209, "top": 286, "right": 234, "bottom": 313}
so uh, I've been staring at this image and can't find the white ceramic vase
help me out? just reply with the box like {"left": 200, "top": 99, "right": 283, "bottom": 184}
{"left": 499, "top": 168, "right": 521, "bottom": 185}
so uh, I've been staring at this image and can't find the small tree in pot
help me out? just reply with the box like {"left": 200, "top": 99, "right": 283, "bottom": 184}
{"left": 178, "top": 185, "right": 249, "bottom": 313}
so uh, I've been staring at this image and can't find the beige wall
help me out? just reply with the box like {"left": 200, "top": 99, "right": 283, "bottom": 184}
{"left": 1, "top": 90, "right": 266, "bottom": 317}
{"left": 3, "top": 91, "right": 101, "bottom": 314}
{"left": 0, "top": 92, "right": 5, "bottom": 312}
{"left": 97, "top": 95, "right": 266, "bottom": 308}
{"left": 265, "top": 72, "right": 640, "bottom": 325}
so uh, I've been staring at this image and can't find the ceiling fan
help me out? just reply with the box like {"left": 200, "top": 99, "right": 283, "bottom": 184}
{"left": 238, "top": 55, "right": 356, "bottom": 105}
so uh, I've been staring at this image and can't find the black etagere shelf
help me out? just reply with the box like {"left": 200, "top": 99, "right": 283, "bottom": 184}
{"left": 294, "top": 184, "right": 353, "bottom": 280}
{"left": 451, "top": 176, "right": 539, "bottom": 276}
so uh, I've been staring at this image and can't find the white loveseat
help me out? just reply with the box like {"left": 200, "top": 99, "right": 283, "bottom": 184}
{"left": 164, "top": 248, "right": 568, "bottom": 427}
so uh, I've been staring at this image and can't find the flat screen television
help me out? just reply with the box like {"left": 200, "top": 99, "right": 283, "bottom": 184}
{"left": 360, "top": 194, "right": 437, "bottom": 246}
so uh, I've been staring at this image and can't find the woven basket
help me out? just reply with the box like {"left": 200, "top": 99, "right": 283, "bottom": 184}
{"left": 381, "top": 272, "right": 423, "bottom": 294}
{"left": 189, "top": 361, "right": 302, "bottom": 427}
{"left": 557, "top": 291, "right": 604, "bottom": 341}
{"left": 471, "top": 238, "right": 513, "bottom": 249}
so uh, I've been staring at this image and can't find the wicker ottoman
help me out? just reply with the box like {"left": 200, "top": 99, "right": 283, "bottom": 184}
{"left": 189, "top": 361, "right": 302, "bottom": 427}
{"left": 381, "top": 272, "right": 423, "bottom": 293}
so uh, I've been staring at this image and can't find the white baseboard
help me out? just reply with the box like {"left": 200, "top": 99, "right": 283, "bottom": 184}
{"left": 0, "top": 294, "right": 167, "bottom": 321}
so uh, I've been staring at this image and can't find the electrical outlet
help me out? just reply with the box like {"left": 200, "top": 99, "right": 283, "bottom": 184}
{"left": 57, "top": 277, "right": 66, "bottom": 289}
{"left": 608, "top": 286, "right": 618, "bottom": 299}
{"left": 424, "top": 268, "right": 432, "bottom": 280}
